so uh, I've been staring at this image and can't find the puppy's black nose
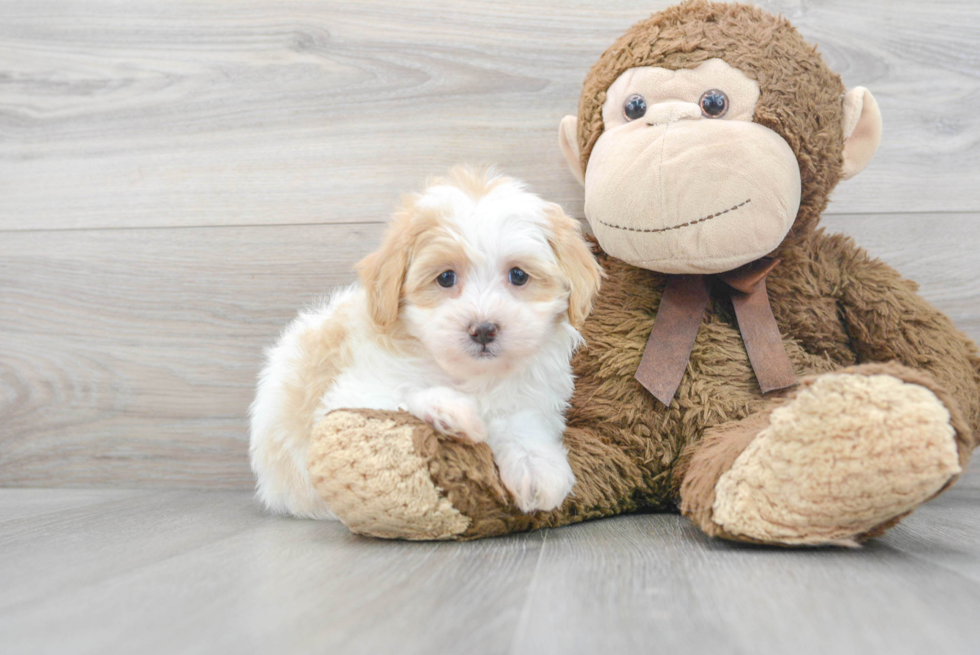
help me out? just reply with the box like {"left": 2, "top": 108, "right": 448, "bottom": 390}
{"left": 469, "top": 322, "right": 498, "bottom": 346}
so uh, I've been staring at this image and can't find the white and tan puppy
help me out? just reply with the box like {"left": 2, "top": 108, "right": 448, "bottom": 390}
{"left": 249, "top": 167, "right": 602, "bottom": 519}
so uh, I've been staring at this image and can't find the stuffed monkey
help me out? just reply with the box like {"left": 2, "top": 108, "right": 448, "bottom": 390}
{"left": 305, "top": 0, "right": 980, "bottom": 545}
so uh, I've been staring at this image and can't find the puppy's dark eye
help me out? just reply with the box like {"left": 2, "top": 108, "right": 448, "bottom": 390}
{"left": 699, "top": 89, "right": 729, "bottom": 118}
{"left": 437, "top": 270, "right": 457, "bottom": 288}
{"left": 624, "top": 94, "right": 647, "bottom": 121}
{"left": 508, "top": 267, "right": 529, "bottom": 286}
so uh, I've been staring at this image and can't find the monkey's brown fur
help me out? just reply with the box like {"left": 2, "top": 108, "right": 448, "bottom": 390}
{"left": 308, "top": 1, "right": 980, "bottom": 543}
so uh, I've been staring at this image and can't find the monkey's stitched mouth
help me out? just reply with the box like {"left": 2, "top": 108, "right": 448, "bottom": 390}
{"left": 596, "top": 198, "right": 751, "bottom": 234}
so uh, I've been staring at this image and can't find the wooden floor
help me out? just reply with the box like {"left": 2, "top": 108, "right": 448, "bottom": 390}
{"left": 3, "top": 1, "right": 980, "bottom": 652}
{"left": 2, "top": 459, "right": 979, "bottom": 655}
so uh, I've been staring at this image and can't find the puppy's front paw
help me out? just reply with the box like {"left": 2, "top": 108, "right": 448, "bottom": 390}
{"left": 497, "top": 446, "right": 575, "bottom": 513}
{"left": 405, "top": 387, "right": 486, "bottom": 443}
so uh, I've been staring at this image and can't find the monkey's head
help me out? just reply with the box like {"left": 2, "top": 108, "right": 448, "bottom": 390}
{"left": 559, "top": 1, "right": 882, "bottom": 274}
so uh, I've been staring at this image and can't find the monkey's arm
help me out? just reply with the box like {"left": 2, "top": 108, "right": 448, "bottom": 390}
{"left": 306, "top": 408, "right": 646, "bottom": 540}
{"left": 836, "top": 244, "right": 980, "bottom": 451}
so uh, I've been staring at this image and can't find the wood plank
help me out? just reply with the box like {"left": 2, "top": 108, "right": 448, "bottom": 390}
{"left": 0, "top": 480, "right": 977, "bottom": 655}
{"left": 0, "top": 487, "right": 152, "bottom": 522}
{"left": 1, "top": 213, "right": 978, "bottom": 488}
{"left": 0, "top": 491, "right": 269, "bottom": 612}
{"left": 881, "top": 459, "right": 980, "bottom": 584}
{"left": 0, "top": 488, "right": 544, "bottom": 655}
{"left": 1, "top": 0, "right": 979, "bottom": 231}
{"left": 514, "top": 462, "right": 980, "bottom": 655}
{"left": 512, "top": 511, "right": 980, "bottom": 655}
{"left": 0, "top": 223, "right": 383, "bottom": 488}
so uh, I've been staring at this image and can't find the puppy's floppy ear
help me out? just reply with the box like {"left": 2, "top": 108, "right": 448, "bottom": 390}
{"left": 356, "top": 210, "right": 413, "bottom": 331}
{"left": 544, "top": 203, "right": 603, "bottom": 330}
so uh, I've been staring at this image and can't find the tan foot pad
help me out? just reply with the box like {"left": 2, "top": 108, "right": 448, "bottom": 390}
{"left": 308, "top": 410, "right": 470, "bottom": 540}
{"left": 712, "top": 373, "right": 961, "bottom": 545}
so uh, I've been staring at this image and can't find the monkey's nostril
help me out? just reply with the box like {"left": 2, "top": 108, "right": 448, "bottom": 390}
{"left": 469, "top": 322, "right": 498, "bottom": 346}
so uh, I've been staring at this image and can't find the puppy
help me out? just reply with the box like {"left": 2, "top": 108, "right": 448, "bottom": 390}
{"left": 249, "top": 166, "right": 602, "bottom": 518}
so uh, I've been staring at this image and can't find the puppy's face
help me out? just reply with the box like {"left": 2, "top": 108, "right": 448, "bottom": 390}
{"left": 358, "top": 168, "right": 602, "bottom": 379}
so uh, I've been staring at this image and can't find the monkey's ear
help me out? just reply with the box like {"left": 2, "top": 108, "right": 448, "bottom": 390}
{"left": 559, "top": 115, "right": 585, "bottom": 186}
{"left": 841, "top": 87, "right": 882, "bottom": 180}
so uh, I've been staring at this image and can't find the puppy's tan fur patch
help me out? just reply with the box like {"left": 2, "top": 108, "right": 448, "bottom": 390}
{"left": 252, "top": 301, "right": 355, "bottom": 517}
{"left": 358, "top": 194, "right": 470, "bottom": 326}
{"left": 403, "top": 224, "right": 470, "bottom": 309}
{"left": 544, "top": 204, "right": 604, "bottom": 329}
{"left": 435, "top": 165, "right": 509, "bottom": 201}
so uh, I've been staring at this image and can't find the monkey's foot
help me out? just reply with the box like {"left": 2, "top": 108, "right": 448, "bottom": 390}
{"left": 308, "top": 409, "right": 535, "bottom": 540}
{"left": 682, "top": 365, "right": 968, "bottom": 546}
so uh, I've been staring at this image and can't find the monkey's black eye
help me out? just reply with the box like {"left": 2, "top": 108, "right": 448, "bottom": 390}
{"left": 699, "top": 89, "right": 729, "bottom": 118}
{"left": 624, "top": 94, "right": 647, "bottom": 121}
{"left": 437, "top": 270, "right": 457, "bottom": 288}
{"left": 508, "top": 267, "right": 529, "bottom": 286}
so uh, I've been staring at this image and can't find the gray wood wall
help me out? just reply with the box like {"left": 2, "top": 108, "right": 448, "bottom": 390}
{"left": 2, "top": 0, "right": 978, "bottom": 489}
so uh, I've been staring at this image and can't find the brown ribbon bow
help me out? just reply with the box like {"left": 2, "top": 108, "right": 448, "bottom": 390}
{"left": 634, "top": 257, "right": 797, "bottom": 406}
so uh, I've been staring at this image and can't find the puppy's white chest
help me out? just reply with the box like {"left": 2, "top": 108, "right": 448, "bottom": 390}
{"left": 318, "top": 346, "right": 449, "bottom": 416}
